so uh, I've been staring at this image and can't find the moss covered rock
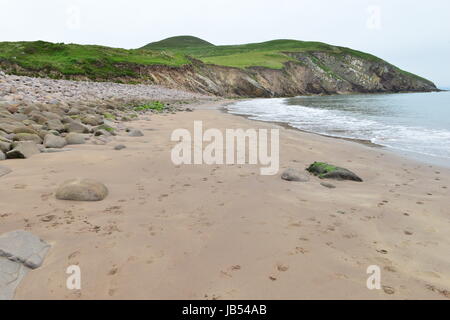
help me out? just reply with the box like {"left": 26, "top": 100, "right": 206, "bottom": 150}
{"left": 307, "top": 162, "right": 363, "bottom": 182}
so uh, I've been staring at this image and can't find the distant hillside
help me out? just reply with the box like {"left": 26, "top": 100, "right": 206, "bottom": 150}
{"left": 141, "top": 36, "right": 214, "bottom": 50}
{"left": 0, "top": 41, "right": 189, "bottom": 78}
{"left": 0, "top": 37, "right": 438, "bottom": 97}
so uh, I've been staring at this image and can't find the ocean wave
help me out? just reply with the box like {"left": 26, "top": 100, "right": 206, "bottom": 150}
{"left": 227, "top": 98, "right": 450, "bottom": 160}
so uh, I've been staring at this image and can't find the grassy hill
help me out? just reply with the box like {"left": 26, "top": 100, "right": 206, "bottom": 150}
{"left": 0, "top": 36, "right": 433, "bottom": 86}
{"left": 142, "top": 36, "right": 214, "bottom": 50}
{"left": 0, "top": 41, "right": 189, "bottom": 78}
{"left": 141, "top": 37, "right": 386, "bottom": 69}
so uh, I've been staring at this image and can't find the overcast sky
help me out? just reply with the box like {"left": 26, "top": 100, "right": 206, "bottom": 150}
{"left": 1, "top": 0, "right": 449, "bottom": 87}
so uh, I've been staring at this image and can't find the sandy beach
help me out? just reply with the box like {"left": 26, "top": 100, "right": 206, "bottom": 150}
{"left": 0, "top": 100, "right": 449, "bottom": 300}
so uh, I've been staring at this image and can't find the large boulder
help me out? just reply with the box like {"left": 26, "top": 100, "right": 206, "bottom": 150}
{"left": 65, "top": 133, "right": 86, "bottom": 145}
{"left": 0, "top": 122, "right": 21, "bottom": 134}
{"left": 67, "top": 107, "right": 81, "bottom": 116}
{"left": 13, "top": 133, "right": 43, "bottom": 144}
{"left": 81, "top": 115, "right": 103, "bottom": 126}
{"left": 307, "top": 162, "right": 363, "bottom": 182}
{"left": 0, "top": 151, "right": 5, "bottom": 161}
{"left": 6, "top": 141, "right": 40, "bottom": 159}
{"left": 55, "top": 178, "right": 108, "bottom": 201}
{"left": 281, "top": 168, "right": 310, "bottom": 182}
{"left": 0, "top": 140, "right": 11, "bottom": 153}
{"left": 42, "top": 111, "right": 61, "bottom": 121}
{"left": 12, "top": 126, "right": 38, "bottom": 135}
{"left": 128, "top": 129, "right": 144, "bottom": 137}
{"left": 43, "top": 134, "right": 67, "bottom": 149}
{"left": 65, "top": 121, "right": 90, "bottom": 134}
{"left": 29, "top": 112, "right": 48, "bottom": 125}
{"left": 44, "top": 119, "right": 65, "bottom": 132}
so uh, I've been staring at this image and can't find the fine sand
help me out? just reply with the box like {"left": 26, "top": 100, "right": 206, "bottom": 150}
{"left": 1, "top": 101, "right": 449, "bottom": 300}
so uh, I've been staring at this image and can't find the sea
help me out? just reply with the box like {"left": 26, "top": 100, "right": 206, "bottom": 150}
{"left": 226, "top": 91, "right": 450, "bottom": 167}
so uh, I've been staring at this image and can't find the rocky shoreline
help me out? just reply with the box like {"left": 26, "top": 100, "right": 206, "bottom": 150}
{"left": 0, "top": 71, "right": 215, "bottom": 162}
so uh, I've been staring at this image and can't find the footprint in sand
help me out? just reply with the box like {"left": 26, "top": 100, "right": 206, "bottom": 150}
{"left": 276, "top": 263, "right": 289, "bottom": 272}
{"left": 293, "top": 247, "right": 308, "bottom": 255}
{"left": 382, "top": 286, "right": 396, "bottom": 295}
{"left": 384, "top": 265, "right": 397, "bottom": 273}
{"left": 40, "top": 215, "right": 56, "bottom": 222}
{"left": 68, "top": 251, "right": 80, "bottom": 261}
{"left": 108, "top": 289, "right": 117, "bottom": 297}
{"left": 425, "top": 284, "right": 450, "bottom": 298}
{"left": 108, "top": 266, "right": 119, "bottom": 276}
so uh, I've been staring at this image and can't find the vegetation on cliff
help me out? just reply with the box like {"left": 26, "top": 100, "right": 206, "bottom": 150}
{"left": 0, "top": 36, "right": 437, "bottom": 95}
{"left": 0, "top": 41, "right": 189, "bottom": 78}
{"left": 143, "top": 37, "right": 383, "bottom": 69}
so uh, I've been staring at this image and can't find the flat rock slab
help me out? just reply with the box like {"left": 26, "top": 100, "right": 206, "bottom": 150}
{"left": 0, "top": 166, "right": 11, "bottom": 178}
{"left": 0, "top": 257, "right": 29, "bottom": 300}
{"left": 0, "top": 230, "right": 51, "bottom": 269}
{"left": 41, "top": 148, "right": 73, "bottom": 153}
{"left": 0, "top": 231, "right": 50, "bottom": 300}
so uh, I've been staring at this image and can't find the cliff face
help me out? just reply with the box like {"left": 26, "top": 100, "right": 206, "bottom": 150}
{"left": 1, "top": 51, "right": 437, "bottom": 98}
{"left": 131, "top": 52, "right": 437, "bottom": 97}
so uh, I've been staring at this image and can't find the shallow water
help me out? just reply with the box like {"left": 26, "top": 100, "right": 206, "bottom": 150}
{"left": 227, "top": 91, "right": 450, "bottom": 166}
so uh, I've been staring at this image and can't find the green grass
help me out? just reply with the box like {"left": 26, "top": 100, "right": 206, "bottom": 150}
{"left": 97, "top": 124, "right": 115, "bottom": 133}
{"left": 201, "top": 51, "right": 297, "bottom": 69}
{"left": 142, "top": 36, "right": 214, "bottom": 50}
{"left": 103, "top": 112, "right": 116, "bottom": 120}
{"left": 141, "top": 38, "right": 384, "bottom": 70}
{"left": 0, "top": 41, "right": 189, "bottom": 79}
{"left": 133, "top": 101, "right": 165, "bottom": 112}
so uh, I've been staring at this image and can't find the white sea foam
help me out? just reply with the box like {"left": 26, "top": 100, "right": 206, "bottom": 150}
{"left": 227, "top": 97, "right": 450, "bottom": 160}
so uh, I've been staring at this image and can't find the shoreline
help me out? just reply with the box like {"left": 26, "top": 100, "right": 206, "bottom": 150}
{"left": 221, "top": 96, "right": 450, "bottom": 170}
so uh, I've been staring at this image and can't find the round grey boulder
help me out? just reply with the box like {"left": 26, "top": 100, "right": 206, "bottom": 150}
{"left": 65, "top": 133, "right": 86, "bottom": 145}
{"left": 55, "top": 178, "right": 108, "bottom": 201}
{"left": 44, "top": 134, "right": 67, "bottom": 149}
{"left": 65, "top": 121, "right": 90, "bottom": 134}
{"left": 281, "top": 168, "right": 310, "bottom": 182}
{"left": 127, "top": 129, "right": 144, "bottom": 137}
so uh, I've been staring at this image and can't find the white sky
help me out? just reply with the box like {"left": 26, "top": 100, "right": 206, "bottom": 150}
{"left": 1, "top": 0, "right": 449, "bottom": 86}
